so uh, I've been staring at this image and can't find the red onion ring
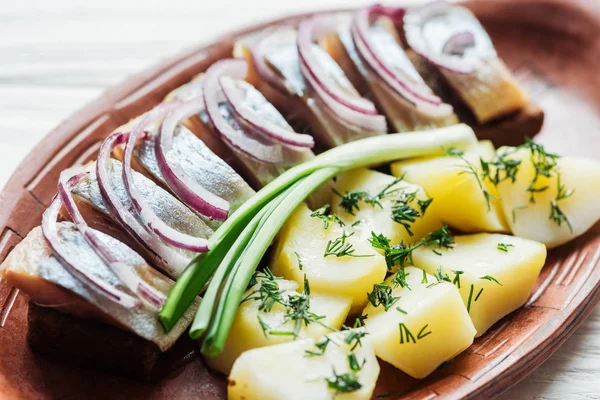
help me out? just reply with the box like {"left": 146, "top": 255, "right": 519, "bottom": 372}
{"left": 351, "top": 5, "right": 453, "bottom": 118}
{"left": 123, "top": 103, "right": 210, "bottom": 253}
{"left": 96, "top": 131, "right": 191, "bottom": 276}
{"left": 297, "top": 14, "right": 379, "bottom": 115}
{"left": 58, "top": 168, "right": 167, "bottom": 309}
{"left": 203, "top": 58, "right": 285, "bottom": 163}
{"left": 42, "top": 185, "right": 141, "bottom": 309}
{"left": 403, "top": 2, "right": 496, "bottom": 74}
{"left": 442, "top": 31, "right": 476, "bottom": 56}
{"left": 157, "top": 97, "right": 231, "bottom": 221}
{"left": 250, "top": 28, "right": 292, "bottom": 94}
{"left": 219, "top": 76, "right": 315, "bottom": 148}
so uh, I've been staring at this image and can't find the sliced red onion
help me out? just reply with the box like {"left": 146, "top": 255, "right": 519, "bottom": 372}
{"left": 219, "top": 76, "right": 315, "bottom": 148}
{"left": 58, "top": 168, "right": 166, "bottom": 309}
{"left": 403, "top": 2, "right": 497, "bottom": 74}
{"left": 96, "top": 131, "right": 191, "bottom": 273}
{"left": 203, "top": 58, "right": 285, "bottom": 163}
{"left": 442, "top": 31, "right": 476, "bottom": 56}
{"left": 157, "top": 97, "right": 231, "bottom": 221}
{"left": 251, "top": 30, "right": 291, "bottom": 95}
{"left": 352, "top": 5, "right": 453, "bottom": 118}
{"left": 123, "top": 102, "right": 210, "bottom": 253}
{"left": 297, "top": 14, "right": 378, "bottom": 115}
{"left": 42, "top": 190, "right": 141, "bottom": 309}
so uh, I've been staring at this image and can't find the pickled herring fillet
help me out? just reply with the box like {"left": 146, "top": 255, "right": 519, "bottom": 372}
{"left": 0, "top": 223, "right": 199, "bottom": 351}
{"left": 133, "top": 124, "right": 255, "bottom": 230}
{"left": 165, "top": 75, "right": 315, "bottom": 189}
{"left": 71, "top": 159, "right": 213, "bottom": 278}
{"left": 404, "top": 2, "right": 528, "bottom": 123}
{"left": 236, "top": 26, "right": 386, "bottom": 149}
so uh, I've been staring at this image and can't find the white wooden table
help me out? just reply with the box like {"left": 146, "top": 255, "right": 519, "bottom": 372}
{"left": 1, "top": 1, "right": 599, "bottom": 398}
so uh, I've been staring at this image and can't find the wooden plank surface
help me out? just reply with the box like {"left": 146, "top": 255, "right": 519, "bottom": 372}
{"left": 1, "top": 1, "right": 599, "bottom": 398}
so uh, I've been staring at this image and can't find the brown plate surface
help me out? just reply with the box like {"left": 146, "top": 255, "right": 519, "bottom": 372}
{"left": 2, "top": 0, "right": 600, "bottom": 398}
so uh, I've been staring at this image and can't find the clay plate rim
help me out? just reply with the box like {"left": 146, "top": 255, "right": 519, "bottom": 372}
{"left": 1, "top": 0, "right": 600, "bottom": 399}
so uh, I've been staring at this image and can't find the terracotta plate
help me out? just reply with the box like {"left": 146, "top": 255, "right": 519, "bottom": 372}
{"left": 1, "top": 0, "right": 600, "bottom": 398}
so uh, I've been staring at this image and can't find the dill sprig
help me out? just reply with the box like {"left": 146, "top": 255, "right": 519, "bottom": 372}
{"left": 391, "top": 191, "right": 421, "bottom": 236}
{"left": 421, "top": 269, "right": 428, "bottom": 284}
{"left": 466, "top": 284, "right": 475, "bottom": 312}
{"left": 480, "top": 152, "right": 521, "bottom": 186}
{"left": 519, "top": 138, "right": 560, "bottom": 203}
{"left": 347, "top": 352, "right": 365, "bottom": 373}
{"left": 452, "top": 270, "right": 464, "bottom": 288}
{"left": 310, "top": 204, "right": 344, "bottom": 229}
{"left": 480, "top": 275, "right": 502, "bottom": 286}
{"left": 391, "top": 266, "right": 411, "bottom": 289}
{"left": 367, "top": 283, "right": 400, "bottom": 311}
{"left": 324, "top": 230, "right": 373, "bottom": 258}
{"left": 304, "top": 336, "right": 333, "bottom": 357}
{"left": 417, "top": 324, "right": 432, "bottom": 340}
{"left": 295, "top": 251, "right": 304, "bottom": 270}
{"left": 456, "top": 154, "right": 495, "bottom": 210}
{"left": 343, "top": 329, "right": 368, "bottom": 351}
{"left": 497, "top": 243, "right": 514, "bottom": 252}
{"left": 242, "top": 268, "right": 284, "bottom": 312}
{"left": 333, "top": 189, "right": 381, "bottom": 215}
{"left": 326, "top": 369, "right": 362, "bottom": 395}
{"left": 282, "top": 277, "right": 327, "bottom": 338}
{"left": 369, "top": 226, "right": 454, "bottom": 271}
{"left": 550, "top": 174, "right": 574, "bottom": 232}
{"left": 398, "top": 323, "right": 416, "bottom": 344}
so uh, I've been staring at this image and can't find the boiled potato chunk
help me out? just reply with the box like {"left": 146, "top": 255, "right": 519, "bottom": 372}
{"left": 331, "top": 168, "right": 442, "bottom": 245}
{"left": 363, "top": 267, "right": 475, "bottom": 378}
{"left": 412, "top": 233, "right": 546, "bottom": 336}
{"left": 206, "top": 277, "right": 352, "bottom": 374}
{"left": 496, "top": 146, "right": 600, "bottom": 248}
{"left": 391, "top": 142, "right": 509, "bottom": 233}
{"left": 271, "top": 203, "right": 387, "bottom": 313}
{"left": 229, "top": 329, "right": 379, "bottom": 400}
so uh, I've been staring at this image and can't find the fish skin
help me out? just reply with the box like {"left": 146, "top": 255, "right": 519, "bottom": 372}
{"left": 0, "top": 223, "right": 199, "bottom": 351}
{"left": 72, "top": 158, "right": 212, "bottom": 278}
{"left": 134, "top": 124, "right": 256, "bottom": 230}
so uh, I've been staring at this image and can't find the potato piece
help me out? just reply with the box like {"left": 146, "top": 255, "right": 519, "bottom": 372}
{"left": 206, "top": 276, "right": 352, "bottom": 374}
{"left": 229, "top": 329, "right": 379, "bottom": 400}
{"left": 412, "top": 233, "right": 546, "bottom": 336}
{"left": 391, "top": 143, "right": 508, "bottom": 233}
{"left": 496, "top": 146, "right": 600, "bottom": 248}
{"left": 271, "top": 203, "right": 387, "bottom": 313}
{"left": 363, "top": 267, "right": 475, "bottom": 378}
{"left": 331, "top": 168, "right": 442, "bottom": 245}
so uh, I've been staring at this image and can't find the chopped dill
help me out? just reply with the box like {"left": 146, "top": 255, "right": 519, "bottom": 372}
{"left": 295, "top": 251, "right": 304, "bottom": 270}
{"left": 333, "top": 189, "right": 380, "bottom": 215}
{"left": 480, "top": 275, "right": 502, "bottom": 286}
{"left": 475, "top": 288, "right": 484, "bottom": 302}
{"left": 325, "top": 369, "right": 362, "bottom": 394}
{"left": 456, "top": 154, "right": 495, "bottom": 210}
{"left": 444, "top": 147, "right": 465, "bottom": 157}
{"left": 343, "top": 329, "right": 368, "bottom": 351}
{"left": 396, "top": 306, "right": 408, "bottom": 315}
{"left": 497, "top": 243, "right": 514, "bottom": 252}
{"left": 421, "top": 269, "right": 428, "bottom": 284}
{"left": 310, "top": 204, "right": 344, "bottom": 229}
{"left": 452, "top": 270, "right": 464, "bottom": 288}
{"left": 391, "top": 267, "right": 411, "bottom": 289}
{"left": 242, "top": 267, "right": 284, "bottom": 312}
{"left": 367, "top": 283, "right": 400, "bottom": 311}
{"left": 550, "top": 174, "right": 574, "bottom": 232}
{"left": 480, "top": 152, "right": 521, "bottom": 186}
{"left": 325, "top": 230, "right": 373, "bottom": 258}
{"left": 466, "top": 284, "right": 475, "bottom": 312}
{"left": 257, "top": 315, "right": 270, "bottom": 338}
{"left": 398, "top": 323, "right": 416, "bottom": 344}
{"left": 347, "top": 352, "right": 364, "bottom": 372}
{"left": 519, "top": 138, "right": 560, "bottom": 203}
{"left": 304, "top": 336, "right": 332, "bottom": 357}
{"left": 417, "top": 324, "right": 432, "bottom": 340}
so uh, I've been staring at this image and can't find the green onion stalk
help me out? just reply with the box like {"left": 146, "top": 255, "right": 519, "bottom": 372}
{"left": 159, "top": 124, "right": 477, "bottom": 355}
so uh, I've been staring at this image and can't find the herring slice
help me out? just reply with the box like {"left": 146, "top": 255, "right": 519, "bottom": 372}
{"left": 0, "top": 223, "right": 199, "bottom": 351}
{"left": 71, "top": 159, "right": 212, "bottom": 278}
